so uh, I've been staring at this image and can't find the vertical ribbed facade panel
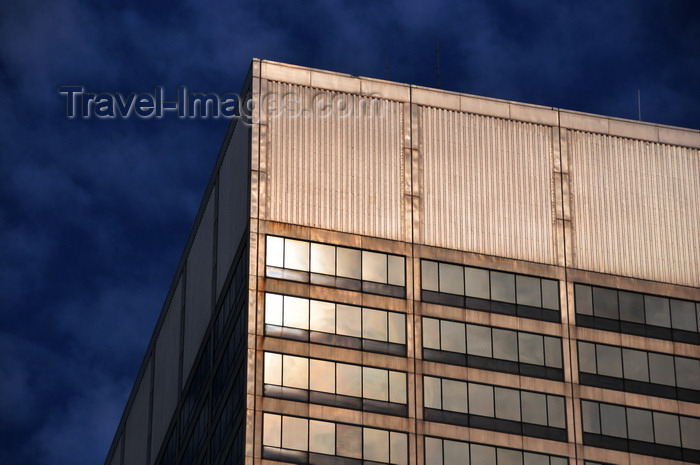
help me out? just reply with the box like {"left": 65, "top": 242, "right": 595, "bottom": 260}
{"left": 420, "top": 106, "right": 557, "bottom": 265}
{"left": 265, "top": 81, "right": 405, "bottom": 241}
{"left": 570, "top": 131, "right": 700, "bottom": 286}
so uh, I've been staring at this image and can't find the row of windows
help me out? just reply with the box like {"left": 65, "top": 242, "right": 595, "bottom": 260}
{"left": 264, "top": 293, "right": 406, "bottom": 355}
{"left": 422, "top": 260, "right": 560, "bottom": 322}
{"left": 266, "top": 236, "right": 406, "bottom": 297}
{"left": 423, "top": 317, "right": 563, "bottom": 380}
{"left": 578, "top": 341, "right": 700, "bottom": 402}
{"left": 575, "top": 283, "right": 700, "bottom": 344}
{"left": 262, "top": 413, "right": 408, "bottom": 465}
{"left": 581, "top": 400, "right": 700, "bottom": 462}
{"left": 423, "top": 376, "right": 567, "bottom": 441}
{"left": 425, "top": 436, "right": 568, "bottom": 465}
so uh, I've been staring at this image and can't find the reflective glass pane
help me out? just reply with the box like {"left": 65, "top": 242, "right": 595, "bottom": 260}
{"left": 541, "top": 279, "right": 560, "bottom": 310}
{"left": 310, "top": 243, "right": 335, "bottom": 275}
{"left": 336, "top": 424, "right": 362, "bottom": 459}
{"left": 521, "top": 392, "right": 548, "bottom": 425}
{"left": 495, "top": 387, "right": 521, "bottom": 421}
{"left": 626, "top": 408, "right": 653, "bottom": 442}
{"left": 523, "top": 452, "right": 549, "bottom": 465}
{"left": 309, "top": 420, "right": 335, "bottom": 455}
{"left": 575, "top": 284, "right": 593, "bottom": 315}
{"left": 282, "top": 355, "right": 308, "bottom": 389}
{"left": 423, "top": 318, "right": 441, "bottom": 350}
{"left": 467, "top": 324, "right": 492, "bottom": 357}
{"left": 442, "top": 379, "right": 468, "bottom": 413}
{"left": 581, "top": 401, "right": 600, "bottom": 434}
{"left": 492, "top": 328, "right": 518, "bottom": 362}
{"left": 645, "top": 295, "right": 671, "bottom": 328}
{"left": 388, "top": 312, "right": 406, "bottom": 344}
{"left": 336, "top": 304, "right": 361, "bottom": 337}
{"left": 547, "top": 396, "right": 566, "bottom": 428}
{"left": 498, "top": 448, "right": 522, "bottom": 465}
{"left": 653, "top": 412, "right": 681, "bottom": 446}
{"left": 264, "top": 352, "right": 282, "bottom": 385}
{"left": 309, "top": 300, "right": 335, "bottom": 333}
{"left": 336, "top": 364, "right": 362, "bottom": 397}
{"left": 336, "top": 247, "right": 361, "bottom": 279}
{"left": 441, "top": 320, "right": 466, "bottom": 353}
{"left": 578, "top": 342, "right": 597, "bottom": 373}
{"left": 424, "top": 437, "right": 443, "bottom": 464}
{"left": 518, "top": 333, "right": 544, "bottom": 365}
{"left": 465, "top": 266, "right": 490, "bottom": 299}
{"left": 309, "top": 359, "right": 335, "bottom": 393}
{"left": 390, "top": 371, "right": 407, "bottom": 404}
{"left": 681, "top": 416, "right": 700, "bottom": 450}
{"left": 284, "top": 239, "right": 309, "bottom": 271}
{"left": 622, "top": 348, "right": 649, "bottom": 382}
{"left": 388, "top": 255, "right": 406, "bottom": 287}
{"left": 600, "top": 403, "right": 627, "bottom": 438}
{"left": 675, "top": 357, "right": 700, "bottom": 390}
{"left": 263, "top": 413, "right": 281, "bottom": 447}
{"left": 491, "top": 271, "right": 515, "bottom": 303}
{"left": 444, "top": 439, "right": 469, "bottom": 465}
{"left": 362, "top": 251, "right": 387, "bottom": 283}
{"left": 423, "top": 376, "right": 442, "bottom": 409}
{"left": 363, "top": 308, "right": 388, "bottom": 341}
{"left": 282, "top": 416, "right": 308, "bottom": 450}
{"left": 439, "top": 263, "right": 464, "bottom": 295}
{"left": 266, "top": 236, "right": 284, "bottom": 268}
{"left": 363, "top": 367, "right": 389, "bottom": 401}
{"left": 265, "top": 293, "right": 283, "bottom": 326}
{"left": 550, "top": 458, "right": 568, "bottom": 465}
{"left": 390, "top": 431, "right": 408, "bottom": 465}
{"left": 468, "top": 383, "right": 494, "bottom": 417}
{"left": 516, "top": 275, "right": 541, "bottom": 307}
{"left": 544, "top": 337, "right": 563, "bottom": 368}
{"left": 596, "top": 345, "right": 622, "bottom": 378}
{"left": 649, "top": 353, "right": 675, "bottom": 386}
{"left": 593, "top": 287, "right": 618, "bottom": 319}
{"left": 671, "top": 299, "right": 697, "bottom": 331}
{"left": 283, "top": 295, "right": 309, "bottom": 330}
{"left": 619, "top": 291, "right": 644, "bottom": 323}
{"left": 363, "top": 428, "right": 389, "bottom": 463}
{"left": 422, "top": 260, "right": 439, "bottom": 292}
{"left": 471, "top": 444, "right": 496, "bottom": 465}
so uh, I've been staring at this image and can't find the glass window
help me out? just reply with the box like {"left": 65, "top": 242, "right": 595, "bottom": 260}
{"left": 618, "top": 291, "right": 644, "bottom": 323}
{"left": 544, "top": 337, "right": 563, "bottom": 369}
{"left": 423, "top": 318, "right": 441, "bottom": 350}
{"left": 390, "top": 372, "right": 407, "bottom": 404}
{"left": 622, "top": 348, "right": 649, "bottom": 382}
{"left": 469, "top": 383, "right": 494, "bottom": 417}
{"left": 282, "top": 416, "right": 308, "bottom": 450}
{"left": 388, "top": 312, "right": 406, "bottom": 344}
{"left": 443, "top": 439, "right": 469, "bottom": 465}
{"left": 442, "top": 379, "right": 468, "bottom": 413}
{"left": 442, "top": 320, "right": 466, "bottom": 353}
{"left": 519, "top": 333, "right": 544, "bottom": 365}
{"left": 575, "top": 284, "right": 593, "bottom": 315}
{"left": 284, "top": 295, "right": 309, "bottom": 330}
{"left": 336, "top": 364, "right": 361, "bottom": 397}
{"left": 581, "top": 401, "right": 600, "bottom": 434}
{"left": 471, "top": 444, "right": 496, "bottom": 465}
{"left": 649, "top": 353, "right": 675, "bottom": 386}
{"left": 263, "top": 413, "right": 281, "bottom": 447}
{"left": 681, "top": 416, "right": 700, "bottom": 450}
{"left": 495, "top": 387, "right": 521, "bottom": 421}
{"left": 283, "top": 355, "right": 308, "bottom": 389}
{"left": 439, "top": 262, "right": 464, "bottom": 295}
{"left": 310, "top": 243, "right": 335, "bottom": 275}
{"left": 498, "top": 448, "right": 522, "bottom": 465}
{"left": 266, "top": 236, "right": 284, "bottom": 268}
{"left": 626, "top": 408, "right": 654, "bottom": 442}
{"left": 593, "top": 287, "right": 617, "bottom": 319}
{"left": 264, "top": 352, "right": 282, "bottom": 385}
{"left": 424, "top": 437, "right": 443, "bottom": 464}
{"left": 521, "top": 392, "right": 548, "bottom": 425}
{"left": 675, "top": 357, "right": 700, "bottom": 390}
{"left": 309, "top": 300, "right": 335, "bottom": 333}
{"left": 423, "top": 376, "right": 442, "bottom": 409}
{"left": 599, "top": 403, "right": 627, "bottom": 438}
{"left": 524, "top": 452, "right": 550, "bottom": 465}
{"left": 422, "top": 260, "right": 439, "bottom": 292}
{"left": 363, "top": 428, "right": 389, "bottom": 463}
{"left": 362, "top": 251, "right": 387, "bottom": 283}
{"left": 671, "top": 299, "right": 697, "bottom": 331}
{"left": 491, "top": 271, "right": 515, "bottom": 303}
{"left": 547, "top": 396, "right": 566, "bottom": 428}
{"left": 467, "top": 324, "right": 492, "bottom": 357}
{"left": 265, "top": 293, "right": 284, "bottom": 326}
{"left": 596, "top": 345, "right": 622, "bottom": 378}
{"left": 336, "top": 424, "right": 362, "bottom": 459}
{"left": 516, "top": 275, "right": 541, "bottom": 307}
{"left": 465, "top": 266, "right": 490, "bottom": 299}
{"left": 390, "top": 431, "right": 408, "bottom": 465}
{"left": 541, "top": 279, "right": 560, "bottom": 310}
{"left": 363, "top": 367, "right": 389, "bottom": 401}
{"left": 550, "top": 457, "right": 568, "bottom": 465}
{"left": 645, "top": 295, "right": 671, "bottom": 328}
{"left": 363, "top": 308, "right": 388, "bottom": 341}
{"left": 492, "top": 328, "right": 518, "bottom": 362}
{"left": 309, "top": 359, "right": 335, "bottom": 393}
{"left": 284, "top": 239, "right": 309, "bottom": 271}
{"left": 653, "top": 412, "right": 681, "bottom": 447}
{"left": 578, "top": 342, "right": 597, "bottom": 373}
{"left": 309, "top": 420, "right": 335, "bottom": 455}
{"left": 336, "top": 304, "right": 361, "bottom": 337}
{"left": 336, "top": 247, "right": 361, "bottom": 279}
{"left": 388, "top": 255, "right": 405, "bottom": 287}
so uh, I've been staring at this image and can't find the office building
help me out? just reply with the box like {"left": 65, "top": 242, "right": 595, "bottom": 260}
{"left": 103, "top": 59, "right": 700, "bottom": 465}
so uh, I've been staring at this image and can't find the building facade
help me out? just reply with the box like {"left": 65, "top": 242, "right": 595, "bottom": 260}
{"left": 103, "top": 59, "right": 700, "bottom": 465}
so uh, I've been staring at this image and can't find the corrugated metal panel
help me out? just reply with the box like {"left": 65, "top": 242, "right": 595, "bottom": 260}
{"left": 265, "top": 81, "right": 405, "bottom": 241}
{"left": 123, "top": 357, "right": 152, "bottom": 465}
{"left": 420, "top": 106, "right": 557, "bottom": 264}
{"left": 570, "top": 131, "right": 700, "bottom": 286}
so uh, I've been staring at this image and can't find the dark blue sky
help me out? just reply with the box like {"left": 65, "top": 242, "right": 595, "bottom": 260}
{"left": 0, "top": 1, "right": 698, "bottom": 464}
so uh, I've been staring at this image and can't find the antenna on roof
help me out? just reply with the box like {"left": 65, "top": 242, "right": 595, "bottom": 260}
{"left": 435, "top": 41, "right": 442, "bottom": 89}
{"left": 637, "top": 89, "right": 642, "bottom": 121}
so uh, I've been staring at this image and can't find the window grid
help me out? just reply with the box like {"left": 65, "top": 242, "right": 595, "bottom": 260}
{"left": 424, "top": 436, "right": 569, "bottom": 465}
